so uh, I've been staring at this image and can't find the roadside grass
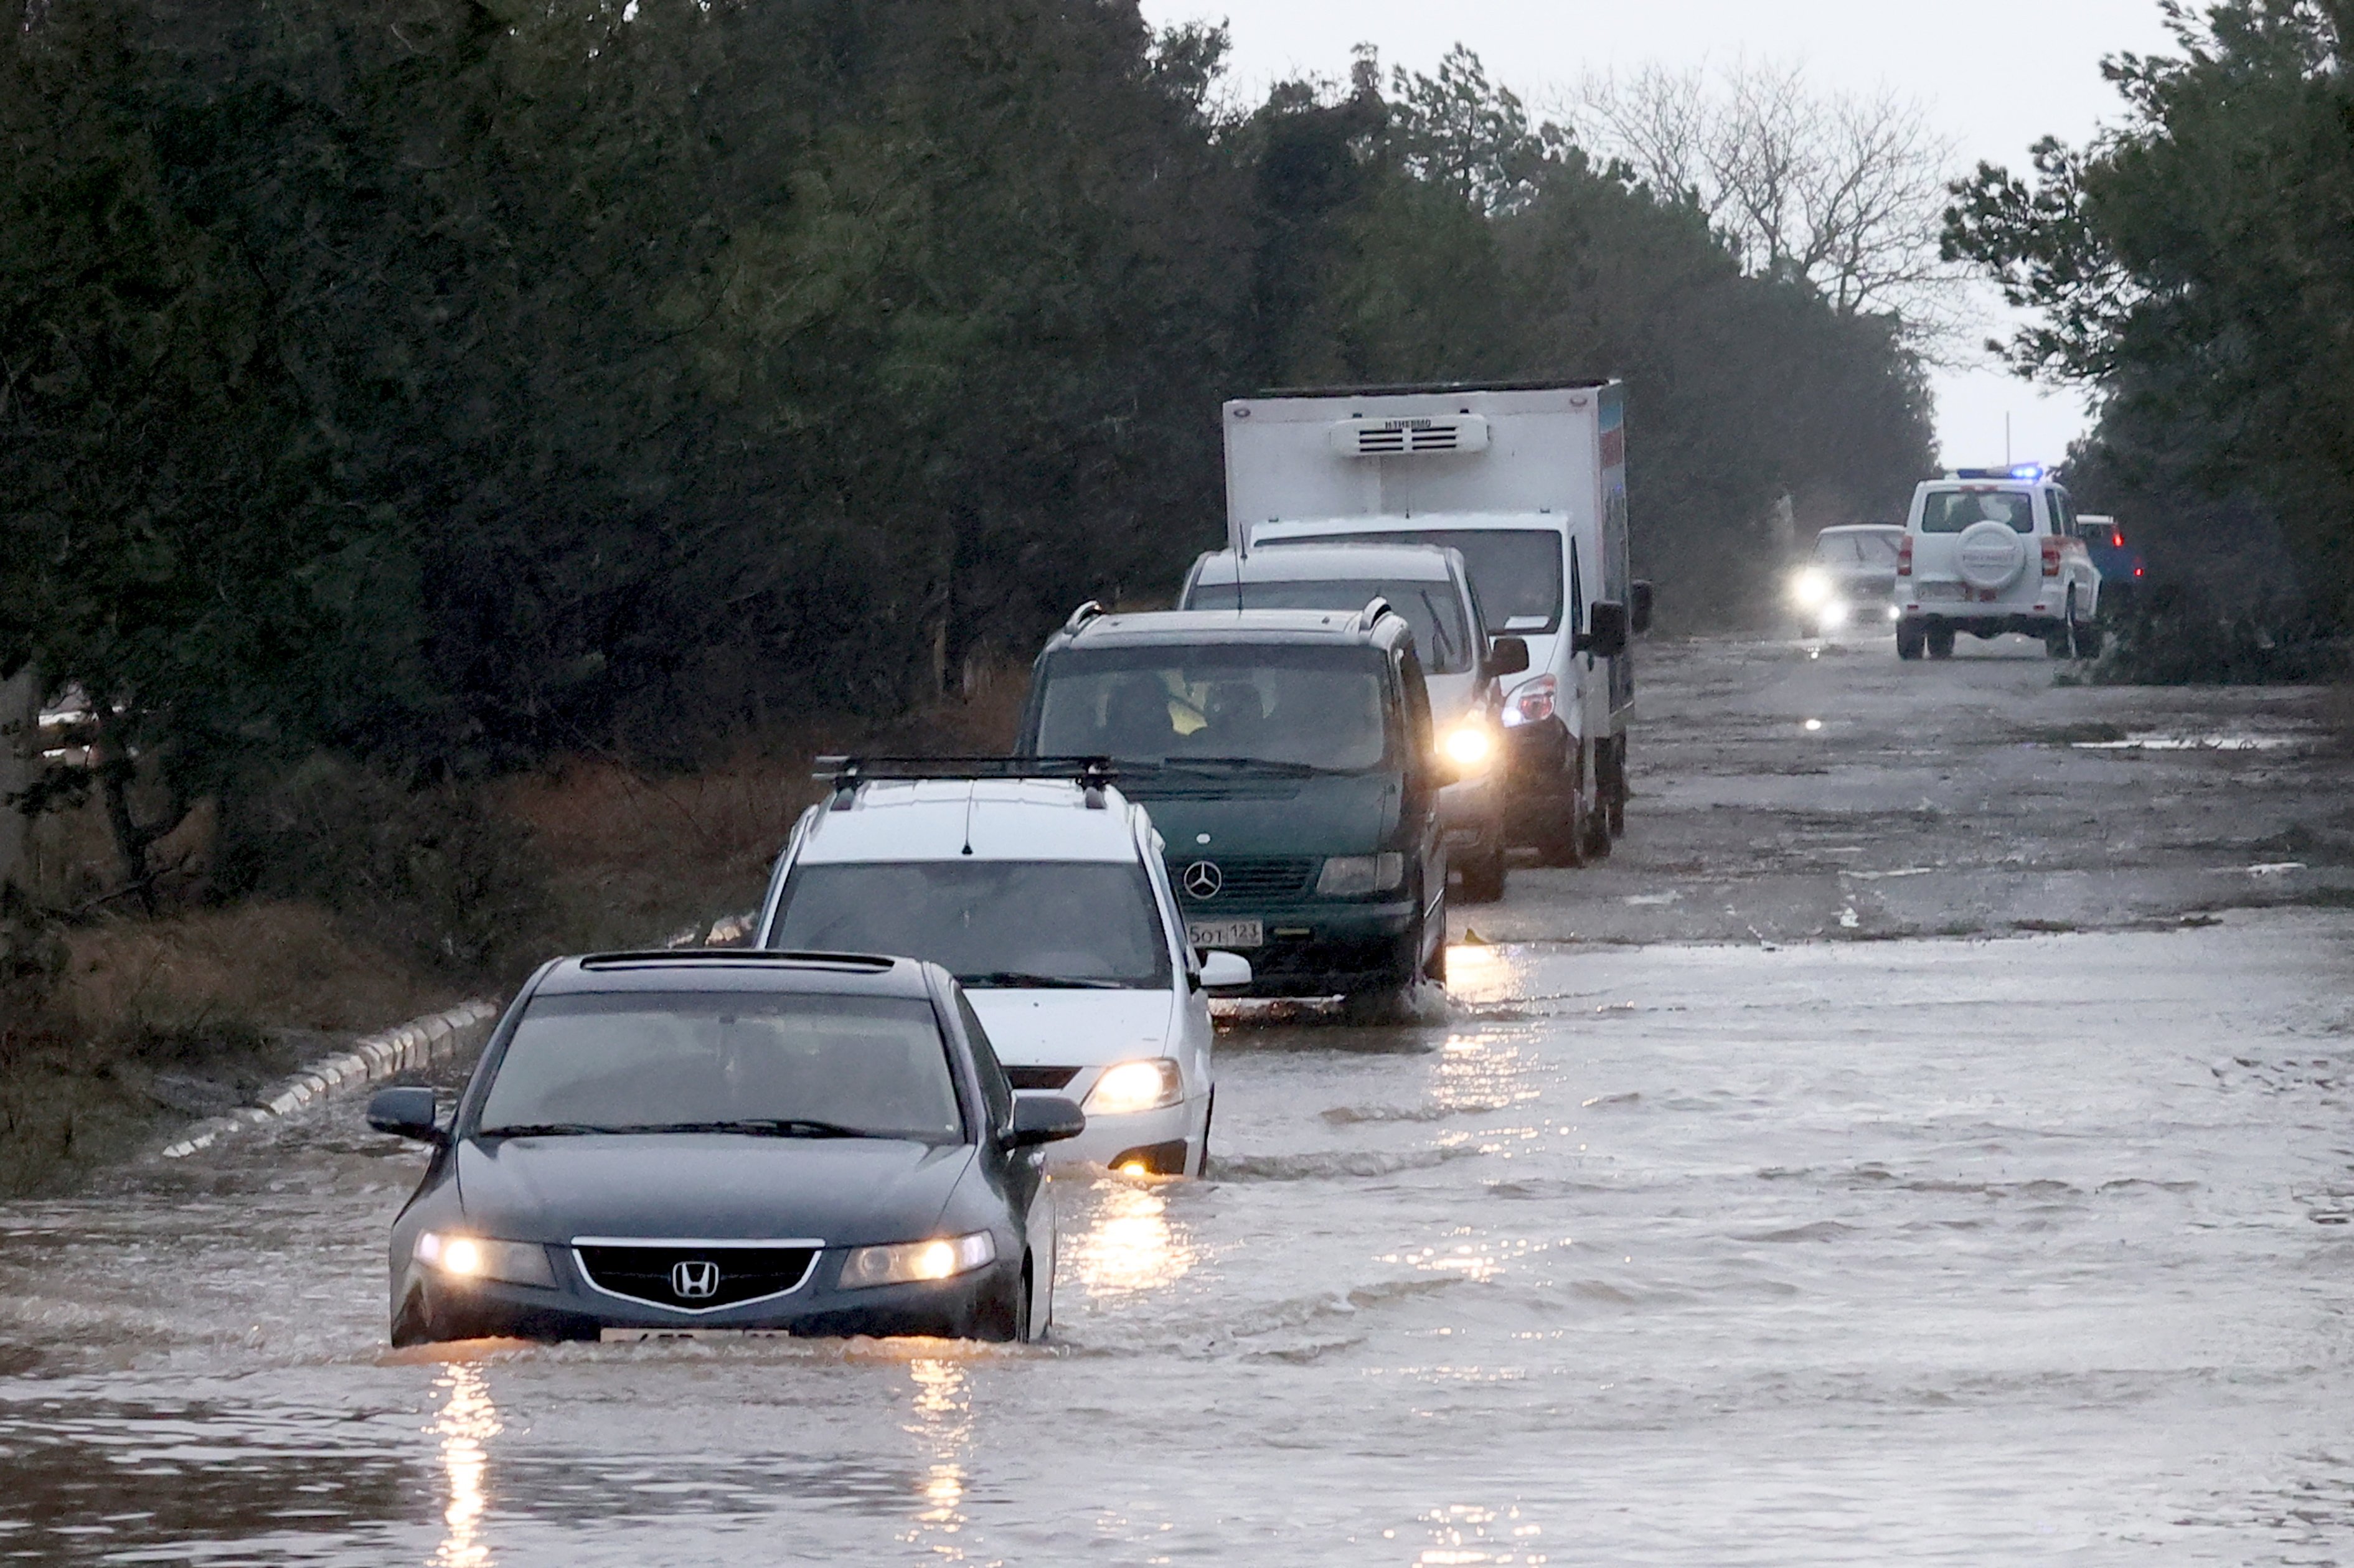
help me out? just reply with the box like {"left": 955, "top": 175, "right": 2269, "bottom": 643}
{"left": 3, "top": 677, "right": 1027, "bottom": 1195}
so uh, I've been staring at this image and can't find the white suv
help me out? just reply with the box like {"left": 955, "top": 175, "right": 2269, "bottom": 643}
{"left": 753, "top": 763, "right": 1246, "bottom": 1176}
{"left": 1896, "top": 470, "right": 2104, "bottom": 660}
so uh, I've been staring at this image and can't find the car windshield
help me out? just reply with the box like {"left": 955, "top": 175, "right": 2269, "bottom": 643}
{"left": 1033, "top": 644, "right": 1394, "bottom": 771}
{"left": 1920, "top": 489, "right": 2035, "bottom": 534}
{"left": 771, "top": 861, "right": 1172, "bottom": 990}
{"left": 1187, "top": 578, "right": 1475, "bottom": 674}
{"left": 1276, "top": 530, "right": 1561, "bottom": 634}
{"left": 1814, "top": 531, "right": 1903, "bottom": 566}
{"left": 475, "top": 992, "right": 963, "bottom": 1142}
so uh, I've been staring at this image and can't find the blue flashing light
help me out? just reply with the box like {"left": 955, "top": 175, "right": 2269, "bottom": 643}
{"left": 1948, "top": 464, "right": 2050, "bottom": 482}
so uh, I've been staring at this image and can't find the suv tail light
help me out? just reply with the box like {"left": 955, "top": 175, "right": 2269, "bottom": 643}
{"left": 2041, "top": 538, "right": 2063, "bottom": 577}
{"left": 1896, "top": 535, "right": 1913, "bottom": 578}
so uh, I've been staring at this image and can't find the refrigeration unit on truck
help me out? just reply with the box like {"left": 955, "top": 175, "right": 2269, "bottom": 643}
{"left": 1222, "top": 380, "right": 1650, "bottom": 865}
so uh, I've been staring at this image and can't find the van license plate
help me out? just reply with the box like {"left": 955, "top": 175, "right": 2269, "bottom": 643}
{"left": 1187, "top": 919, "right": 1264, "bottom": 949}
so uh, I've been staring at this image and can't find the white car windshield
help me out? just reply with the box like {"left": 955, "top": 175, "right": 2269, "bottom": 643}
{"left": 1814, "top": 532, "right": 1903, "bottom": 566}
{"left": 1920, "top": 490, "right": 2035, "bottom": 534}
{"left": 476, "top": 992, "right": 963, "bottom": 1142}
{"left": 1189, "top": 578, "right": 1475, "bottom": 674}
{"left": 772, "top": 861, "right": 1172, "bottom": 990}
{"left": 1034, "top": 645, "right": 1394, "bottom": 772}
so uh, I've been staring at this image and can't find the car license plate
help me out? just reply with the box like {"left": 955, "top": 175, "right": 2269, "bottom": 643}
{"left": 599, "top": 1328, "right": 792, "bottom": 1344}
{"left": 1187, "top": 918, "right": 1264, "bottom": 949}
{"left": 1915, "top": 582, "right": 1966, "bottom": 601}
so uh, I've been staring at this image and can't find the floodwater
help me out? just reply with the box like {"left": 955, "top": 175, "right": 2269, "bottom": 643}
{"left": 5, "top": 913, "right": 2352, "bottom": 1564}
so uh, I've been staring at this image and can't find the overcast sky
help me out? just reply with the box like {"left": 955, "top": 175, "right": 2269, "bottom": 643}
{"left": 1138, "top": 0, "right": 2183, "bottom": 468}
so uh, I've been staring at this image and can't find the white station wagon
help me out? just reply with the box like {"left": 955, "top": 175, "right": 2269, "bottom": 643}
{"left": 1896, "top": 468, "right": 2104, "bottom": 660}
{"left": 753, "top": 763, "right": 1248, "bottom": 1176}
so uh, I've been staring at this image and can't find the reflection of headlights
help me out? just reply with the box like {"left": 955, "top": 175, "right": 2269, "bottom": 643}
{"left": 1500, "top": 674, "right": 1556, "bottom": 728}
{"left": 1790, "top": 569, "right": 1833, "bottom": 608}
{"left": 1441, "top": 723, "right": 1494, "bottom": 768}
{"left": 841, "top": 1231, "right": 996, "bottom": 1289}
{"left": 1086, "top": 1058, "right": 1184, "bottom": 1115}
{"left": 1818, "top": 599, "right": 1850, "bottom": 629}
{"left": 1316, "top": 852, "right": 1406, "bottom": 897}
{"left": 416, "top": 1231, "right": 556, "bottom": 1287}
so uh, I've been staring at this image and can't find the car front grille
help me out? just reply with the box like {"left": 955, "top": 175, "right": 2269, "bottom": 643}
{"left": 1171, "top": 857, "right": 1317, "bottom": 900}
{"left": 574, "top": 1243, "right": 818, "bottom": 1310}
{"left": 1005, "top": 1066, "right": 1081, "bottom": 1091}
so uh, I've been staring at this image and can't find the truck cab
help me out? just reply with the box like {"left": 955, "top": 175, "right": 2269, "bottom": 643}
{"left": 1222, "top": 380, "right": 1647, "bottom": 866}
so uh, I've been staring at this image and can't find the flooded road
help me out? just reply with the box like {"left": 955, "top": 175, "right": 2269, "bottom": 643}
{"left": 4, "top": 635, "right": 2352, "bottom": 1564}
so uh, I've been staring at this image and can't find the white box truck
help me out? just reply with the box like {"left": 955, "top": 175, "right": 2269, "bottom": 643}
{"left": 1222, "top": 379, "right": 1649, "bottom": 864}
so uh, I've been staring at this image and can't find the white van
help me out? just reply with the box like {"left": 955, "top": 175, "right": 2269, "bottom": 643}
{"left": 1176, "top": 542, "right": 1527, "bottom": 902}
{"left": 1223, "top": 380, "right": 1649, "bottom": 866}
{"left": 754, "top": 765, "right": 1247, "bottom": 1176}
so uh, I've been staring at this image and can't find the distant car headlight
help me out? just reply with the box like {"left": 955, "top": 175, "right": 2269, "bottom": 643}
{"left": 1441, "top": 722, "right": 1495, "bottom": 769}
{"left": 1886, "top": 604, "right": 1903, "bottom": 621}
{"left": 1316, "top": 852, "right": 1406, "bottom": 897}
{"left": 1085, "top": 1058, "right": 1184, "bottom": 1114}
{"left": 1791, "top": 568, "right": 1834, "bottom": 608}
{"left": 1818, "top": 599, "right": 1850, "bottom": 629}
{"left": 415, "top": 1231, "right": 556, "bottom": 1288}
{"left": 840, "top": 1231, "right": 997, "bottom": 1289}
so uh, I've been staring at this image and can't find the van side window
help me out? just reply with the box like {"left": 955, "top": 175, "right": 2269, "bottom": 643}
{"left": 2046, "top": 488, "right": 2074, "bottom": 535}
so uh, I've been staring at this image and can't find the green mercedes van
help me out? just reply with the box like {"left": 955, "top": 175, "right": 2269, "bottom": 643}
{"left": 1015, "top": 601, "right": 1450, "bottom": 1007}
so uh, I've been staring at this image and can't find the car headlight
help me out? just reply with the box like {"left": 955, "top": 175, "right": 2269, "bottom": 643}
{"left": 840, "top": 1231, "right": 997, "bottom": 1289}
{"left": 415, "top": 1231, "right": 557, "bottom": 1288}
{"left": 1818, "top": 599, "right": 1850, "bottom": 629}
{"left": 1791, "top": 568, "right": 1833, "bottom": 608}
{"left": 1085, "top": 1058, "right": 1184, "bottom": 1114}
{"left": 1441, "top": 722, "right": 1495, "bottom": 769}
{"left": 1500, "top": 674, "right": 1556, "bottom": 728}
{"left": 1316, "top": 852, "right": 1406, "bottom": 897}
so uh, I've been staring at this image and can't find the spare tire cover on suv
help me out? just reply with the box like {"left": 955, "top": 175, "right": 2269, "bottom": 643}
{"left": 1954, "top": 520, "right": 2028, "bottom": 590}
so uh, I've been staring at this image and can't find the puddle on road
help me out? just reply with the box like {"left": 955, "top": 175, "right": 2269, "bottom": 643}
{"left": 2072, "top": 730, "right": 2309, "bottom": 752}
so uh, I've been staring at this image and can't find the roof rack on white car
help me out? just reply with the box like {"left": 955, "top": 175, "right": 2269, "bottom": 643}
{"left": 1062, "top": 601, "right": 1106, "bottom": 634}
{"left": 813, "top": 755, "right": 1123, "bottom": 810}
{"left": 1358, "top": 596, "right": 1396, "bottom": 632}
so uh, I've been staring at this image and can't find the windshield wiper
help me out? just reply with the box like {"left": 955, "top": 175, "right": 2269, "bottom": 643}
{"left": 1153, "top": 756, "right": 1330, "bottom": 776}
{"left": 478, "top": 1122, "right": 623, "bottom": 1138}
{"left": 958, "top": 970, "right": 1124, "bottom": 990}
{"left": 619, "top": 1119, "right": 880, "bottom": 1138}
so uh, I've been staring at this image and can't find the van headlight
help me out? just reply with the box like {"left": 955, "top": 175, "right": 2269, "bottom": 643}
{"left": 415, "top": 1231, "right": 556, "bottom": 1288}
{"left": 1441, "top": 723, "right": 1495, "bottom": 769}
{"left": 840, "top": 1231, "right": 996, "bottom": 1289}
{"left": 1086, "top": 1058, "right": 1184, "bottom": 1114}
{"left": 1316, "top": 852, "right": 1406, "bottom": 897}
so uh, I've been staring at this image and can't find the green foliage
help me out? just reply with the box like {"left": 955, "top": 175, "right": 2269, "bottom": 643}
{"left": 2, "top": 9, "right": 1932, "bottom": 909}
{"left": 1946, "top": 1, "right": 2354, "bottom": 626}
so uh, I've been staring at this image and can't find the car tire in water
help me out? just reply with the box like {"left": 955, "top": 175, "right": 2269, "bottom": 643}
{"left": 1927, "top": 623, "right": 1957, "bottom": 660}
{"left": 1896, "top": 622, "right": 1926, "bottom": 660}
{"left": 1194, "top": 1090, "right": 1215, "bottom": 1178}
{"left": 1458, "top": 843, "right": 1507, "bottom": 904}
{"left": 1606, "top": 739, "right": 1628, "bottom": 837}
{"left": 1538, "top": 783, "right": 1589, "bottom": 867}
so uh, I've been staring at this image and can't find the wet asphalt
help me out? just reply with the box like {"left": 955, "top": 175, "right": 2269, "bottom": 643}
{"left": 2, "top": 629, "right": 2350, "bottom": 1565}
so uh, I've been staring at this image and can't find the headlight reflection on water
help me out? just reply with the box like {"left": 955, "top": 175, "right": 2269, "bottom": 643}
{"left": 432, "top": 1365, "right": 501, "bottom": 1568}
{"left": 903, "top": 1358, "right": 972, "bottom": 1555}
{"left": 1071, "top": 1180, "right": 1195, "bottom": 1298}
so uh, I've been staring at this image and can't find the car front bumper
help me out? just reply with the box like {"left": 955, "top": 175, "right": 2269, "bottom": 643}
{"left": 1044, "top": 1094, "right": 1202, "bottom": 1175}
{"left": 1180, "top": 894, "right": 1421, "bottom": 997}
{"left": 393, "top": 1251, "right": 1025, "bottom": 1343}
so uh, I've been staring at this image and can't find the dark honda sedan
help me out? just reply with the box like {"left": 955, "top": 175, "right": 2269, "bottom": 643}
{"left": 368, "top": 951, "right": 1083, "bottom": 1345}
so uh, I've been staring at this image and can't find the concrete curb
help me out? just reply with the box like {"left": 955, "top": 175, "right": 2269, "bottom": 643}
{"left": 158, "top": 998, "right": 502, "bottom": 1160}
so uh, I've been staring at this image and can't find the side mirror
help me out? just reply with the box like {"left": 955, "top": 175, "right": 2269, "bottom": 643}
{"left": 1573, "top": 600, "right": 1629, "bottom": 659}
{"left": 1482, "top": 636, "right": 1530, "bottom": 678}
{"left": 1006, "top": 1095, "right": 1086, "bottom": 1148}
{"left": 1629, "top": 581, "right": 1655, "bottom": 636}
{"left": 367, "top": 1086, "right": 445, "bottom": 1145}
{"left": 1199, "top": 951, "right": 1254, "bottom": 992}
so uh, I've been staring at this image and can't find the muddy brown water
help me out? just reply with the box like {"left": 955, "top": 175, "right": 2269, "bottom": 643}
{"left": 4, "top": 634, "right": 2350, "bottom": 1564}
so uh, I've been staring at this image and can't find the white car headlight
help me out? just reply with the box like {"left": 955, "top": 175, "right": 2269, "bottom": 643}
{"left": 1440, "top": 722, "right": 1495, "bottom": 769}
{"left": 1316, "top": 852, "right": 1406, "bottom": 897}
{"left": 1818, "top": 599, "right": 1851, "bottom": 629}
{"left": 415, "top": 1231, "right": 557, "bottom": 1288}
{"left": 1085, "top": 1058, "right": 1184, "bottom": 1115}
{"left": 840, "top": 1231, "right": 996, "bottom": 1289}
{"left": 1791, "top": 568, "right": 1833, "bottom": 608}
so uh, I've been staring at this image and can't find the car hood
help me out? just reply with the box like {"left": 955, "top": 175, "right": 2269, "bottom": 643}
{"left": 964, "top": 988, "right": 1180, "bottom": 1068}
{"left": 1121, "top": 771, "right": 1403, "bottom": 857}
{"left": 453, "top": 1135, "right": 976, "bottom": 1249}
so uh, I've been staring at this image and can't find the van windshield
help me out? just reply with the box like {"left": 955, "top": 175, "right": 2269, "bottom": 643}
{"left": 1187, "top": 578, "right": 1474, "bottom": 673}
{"left": 1271, "top": 531, "right": 1561, "bottom": 634}
{"left": 476, "top": 993, "right": 963, "bottom": 1142}
{"left": 1920, "top": 489, "right": 2035, "bottom": 534}
{"left": 771, "top": 861, "right": 1172, "bottom": 990}
{"left": 1034, "top": 645, "right": 1393, "bottom": 772}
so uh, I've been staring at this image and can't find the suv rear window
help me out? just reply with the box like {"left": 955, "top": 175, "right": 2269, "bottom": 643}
{"left": 1919, "top": 489, "right": 2035, "bottom": 534}
{"left": 1034, "top": 644, "right": 1395, "bottom": 772}
{"left": 1279, "top": 530, "right": 1561, "bottom": 635}
{"left": 1184, "top": 578, "right": 1475, "bottom": 674}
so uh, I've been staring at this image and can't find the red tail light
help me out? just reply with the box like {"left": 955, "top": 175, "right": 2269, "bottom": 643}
{"left": 2134, "top": 565, "right": 2144, "bottom": 578}
{"left": 1896, "top": 536, "right": 1913, "bottom": 578}
{"left": 2111, "top": 530, "right": 2125, "bottom": 549}
{"left": 2041, "top": 538, "right": 2062, "bottom": 577}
